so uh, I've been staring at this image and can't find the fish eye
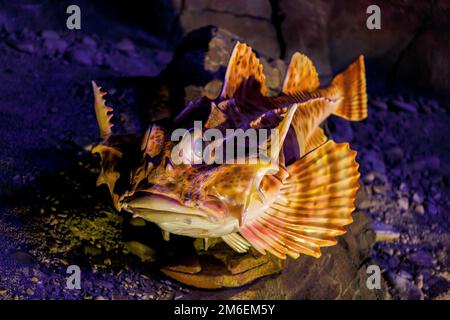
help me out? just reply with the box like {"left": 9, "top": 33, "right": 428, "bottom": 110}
{"left": 175, "top": 128, "right": 203, "bottom": 165}
{"left": 192, "top": 136, "right": 203, "bottom": 158}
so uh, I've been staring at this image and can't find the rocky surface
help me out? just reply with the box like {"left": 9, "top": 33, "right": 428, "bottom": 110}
{"left": 0, "top": 3, "right": 448, "bottom": 300}
{"left": 330, "top": 94, "right": 450, "bottom": 300}
{"left": 171, "top": 0, "right": 450, "bottom": 94}
{"left": 184, "top": 209, "right": 388, "bottom": 300}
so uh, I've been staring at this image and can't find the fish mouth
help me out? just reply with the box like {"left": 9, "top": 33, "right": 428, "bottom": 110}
{"left": 121, "top": 192, "right": 226, "bottom": 223}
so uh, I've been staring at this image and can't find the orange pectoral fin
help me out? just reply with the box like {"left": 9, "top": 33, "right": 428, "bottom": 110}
{"left": 238, "top": 140, "right": 360, "bottom": 259}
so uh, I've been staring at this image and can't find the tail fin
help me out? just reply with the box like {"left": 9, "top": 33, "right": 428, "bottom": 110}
{"left": 239, "top": 140, "right": 360, "bottom": 259}
{"left": 329, "top": 55, "right": 367, "bottom": 121}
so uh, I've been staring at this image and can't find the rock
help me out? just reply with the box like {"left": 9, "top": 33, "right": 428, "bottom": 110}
{"left": 82, "top": 36, "right": 97, "bottom": 48}
{"left": 41, "top": 30, "right": 59, "bottom": 40}
{"left": 176, "top": 1, "right": 279, "bottom": 57}
{"left": 163, "top": 255, "right": 202, "bottom": 275}
{"left": 388, "top": 256, "right": 400, "bottom": 269}
{"left": 397, "top": 198, "right": 409, "bottom": 211}
{"left": 411, "top": 156, "right": 440, "bottom": 172}
{"left": 129, "top": 217, "right": 146, "bottom": 227}
{"left": 399, "top": 182, "right": 409, "bottom": 194}
{"left": 43, "top": 38, "right": 68, "bottom": 55}
{"left": 373, "top": 184, "right": 388, "bottom": 194}
{"left": 414, "top": 204, "right": 425, "bottom": 215}
{"left": 409, "top": 250, "right": 434, "bottom": 268}
{"left": 116, "top": 38, "right": 135, "bottom": 54}
{"left": 385, "top": 147, "right": 404, "bottom": 166}
{"left": 181, "top": 211, "right": 387, "bottom": 299}
{"left": 372, "top": 221, "right": 400, "bottom": 242}
{"left": 363, "top": 172, "right": 375, "bottom": 184}
{"left": 371, "top": 99, "right": 388, "bottom": 110}
{"left": 412, "top": 192, "right": 424, "bottom": 204}
{"left": 279, "top": 0, "right": 332, "bottom": 76}
{"left": 9, "top": 40, "right": 36, "bottom": 53}
{"left": 395, "top": 19, "right": 450, "bottom": 93}
{"left": 161, "top": 26, "right": 286, "bottom": 117}
{"left": 362, "top": 150, "right": 386, "bottom": 173}
{"left": 391, "top": 99, "right": 418, "bottom": 113}
{"left": 10, "top": 251, "right": 37, "bottom": 266}
{"left": 155, "top": 50, "right": 173, "bottom": 65}
{"left": 66, "top": 49, "right": 95, "bottom": 65}
{"left": 124, "top": 241, "right": 157, "bottom": 263}
{"left": 425, "top": 202, "right": 438, "bottom": 216}
{"left": 415, "top": 274, "right": 424, "bottom": 290}
{"left": 388, "top": 270, "right": 423, "bottom": 300}
{"left": 357, "top": 199, "right": 373, "bottom": 210}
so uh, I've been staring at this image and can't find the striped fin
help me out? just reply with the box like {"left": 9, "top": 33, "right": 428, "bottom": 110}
{"left": 282, "top": 52, "right": 320, "bottom": 94}
{"left": 222, "top": 233, "right": 251, "bottom": 253}
{"left": 220, "top": 42, "right": 267, "bottom": 99}
{"left": 304, "top": 127, "right": 327, "bottom": 154}
{"left": 326, "top": 55, "right": 367, "bottom": 121}
{"left": 239, "top": 140, "right": 360, "bottom": 259}
{"left": 92, "top": 81, "right": 114, "bottom": 140}
{"left": 290, "top": 98, "right": 338, "bottom": 157}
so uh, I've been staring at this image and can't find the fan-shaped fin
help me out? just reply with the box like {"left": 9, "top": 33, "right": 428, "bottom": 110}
{"left": 220, "top": 42, "right": 267, "bottom": 99}
{"left": 239, "top": 140, "right": 360, "bottom": 259}
{"left": 282, "top": 52, "right": 320, "bottom": 94}
{"left": 324, "top": 55, "right": 367, "bottom": 121}
{"left": 222, "top": 233, "right": 251, "bottom": 253}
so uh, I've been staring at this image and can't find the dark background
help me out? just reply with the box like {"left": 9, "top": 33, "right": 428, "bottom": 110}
{"left": 0, "top": 0, "right": 448, "bottom": 300}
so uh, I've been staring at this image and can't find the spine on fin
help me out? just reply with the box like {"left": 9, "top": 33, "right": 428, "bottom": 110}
{"left": 329, "top": 55, "right": 367, "bottom": 121}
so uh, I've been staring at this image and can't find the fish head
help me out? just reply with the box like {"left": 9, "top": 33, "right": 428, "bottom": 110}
{"left": 117, "top": 124, "right": 283, "bottom": 237}
{"left": 91, "top": 81, "right": 291, "bottom": 238}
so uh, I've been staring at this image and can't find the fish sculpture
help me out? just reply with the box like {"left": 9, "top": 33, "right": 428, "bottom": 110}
{"left": 91, "top": 42, "right": 367, "bottom": 260}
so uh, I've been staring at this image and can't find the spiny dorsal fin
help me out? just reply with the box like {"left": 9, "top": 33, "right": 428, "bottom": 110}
{"left": 282, "top": 52, "right": 320, "bottom": 94}
{"left": 239, "top": 140, "right": 360, "bottom": 259}
{"left": 220, "top": 42, "right": 267, "bottom": 99}
{"left": 92, "top": 81, "right": 114, "bottom": 140}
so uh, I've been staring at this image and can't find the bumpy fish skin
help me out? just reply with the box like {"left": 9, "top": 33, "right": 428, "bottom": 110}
{"left": 91, "top": 41, "right": 368, "bottom": 260}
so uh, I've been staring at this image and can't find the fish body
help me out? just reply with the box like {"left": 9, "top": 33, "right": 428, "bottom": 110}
{"left": 91, "top": 42, "right": 367, "bottom": 259}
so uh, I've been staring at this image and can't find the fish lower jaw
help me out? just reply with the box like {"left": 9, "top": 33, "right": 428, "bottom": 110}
{"left": 157, "top": 220, "right": 239, "bottom": 239}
